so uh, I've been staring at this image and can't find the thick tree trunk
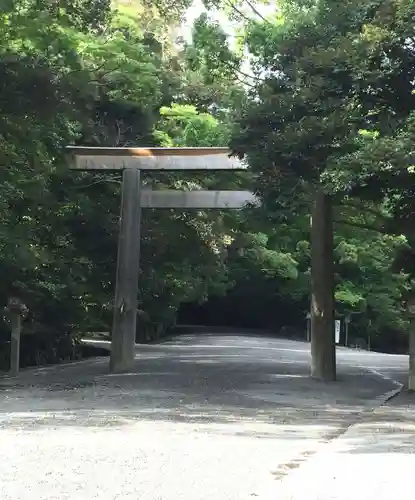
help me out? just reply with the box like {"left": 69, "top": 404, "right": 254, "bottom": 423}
{"left": 310, "top": 189, "right": 336, "bottom": 381}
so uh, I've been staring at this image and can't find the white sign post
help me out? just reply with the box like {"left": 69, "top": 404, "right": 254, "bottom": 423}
{"left": 335, "top": 320, "right": 341, "bottom": 345}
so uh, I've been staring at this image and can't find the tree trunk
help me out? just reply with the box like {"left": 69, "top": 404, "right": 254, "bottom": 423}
{"left": 310, "top": 189, "right": 336, "bottom": 381}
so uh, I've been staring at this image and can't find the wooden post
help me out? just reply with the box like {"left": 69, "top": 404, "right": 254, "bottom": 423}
{"left": 5, "top": 297, "right": 27, "bottom": 377}
{"left": 10, "top": 313, "right": 21, "bottom": 376}
{"left": 310, "top": 190, "right": 336, "bottom": 381}
{"left": 406, "top": 297, "right": 415, "bottom": 391}
{"left": 110, "top": 167, "right": 142, "bottom": 373}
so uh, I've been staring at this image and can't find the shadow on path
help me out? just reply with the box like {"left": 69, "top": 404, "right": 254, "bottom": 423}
{"left": 0, "top": 335, "right": 399, "bottom": 434}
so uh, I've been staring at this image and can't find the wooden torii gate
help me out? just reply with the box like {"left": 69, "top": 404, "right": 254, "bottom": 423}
{"left": 66, "top": 146, "right": 257, "bottom": 372}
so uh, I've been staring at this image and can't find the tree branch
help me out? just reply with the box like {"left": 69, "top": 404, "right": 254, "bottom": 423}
{"left": 221, "top": 58, "right": 265, "bottom": 83}
{"left": 235, "top": 73, "right": 257, "bottom": 88}
{"left": 225, "top": 0, "right": 252, "bottom": 22}
{"left": 69, "top": 178, "right": 121, "bottom": 190}
{"left": 333, "top": 219, "right": 389, "bottom": 233}
{"left": 242, "top": 0, "right": 272, "bottom": 24}
{"left": 337, "top": 201, "right": 390, "bottom": 220}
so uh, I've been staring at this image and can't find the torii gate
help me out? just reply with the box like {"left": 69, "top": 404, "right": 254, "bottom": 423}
{"left": 66, "top": 146, "right": 257, "bottom": 372}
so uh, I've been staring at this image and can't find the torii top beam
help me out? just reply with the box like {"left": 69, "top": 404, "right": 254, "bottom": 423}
{"left": 65, "top": 146, "right": 247, "bottom": 171}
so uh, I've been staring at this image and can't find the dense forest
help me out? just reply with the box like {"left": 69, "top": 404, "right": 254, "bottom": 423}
{"left": 0, "top": 0, "right": 414, "bottom": 369}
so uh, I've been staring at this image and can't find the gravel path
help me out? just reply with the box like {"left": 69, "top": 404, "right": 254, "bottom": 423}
{"left": 0, "top": 334, "right": 408, "bottom": 500}
{"left": 273, "top": 390, "right": 415, "bottom": 500}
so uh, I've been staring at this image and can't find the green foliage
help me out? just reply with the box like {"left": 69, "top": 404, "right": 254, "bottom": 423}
{"left": 232, "top": 0, "right": 415, "bottom": 193}
{"left": 0, "top": 0, "right": 174, "bottom": 361}
{"left": 228, "top": 0, "right": 414, "bottom": 346}
{"left": 178, "top": 13, "right": 247, "bottom": 112}
{"left": 157, "top": 104, "right": 229, "bottom": 146}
